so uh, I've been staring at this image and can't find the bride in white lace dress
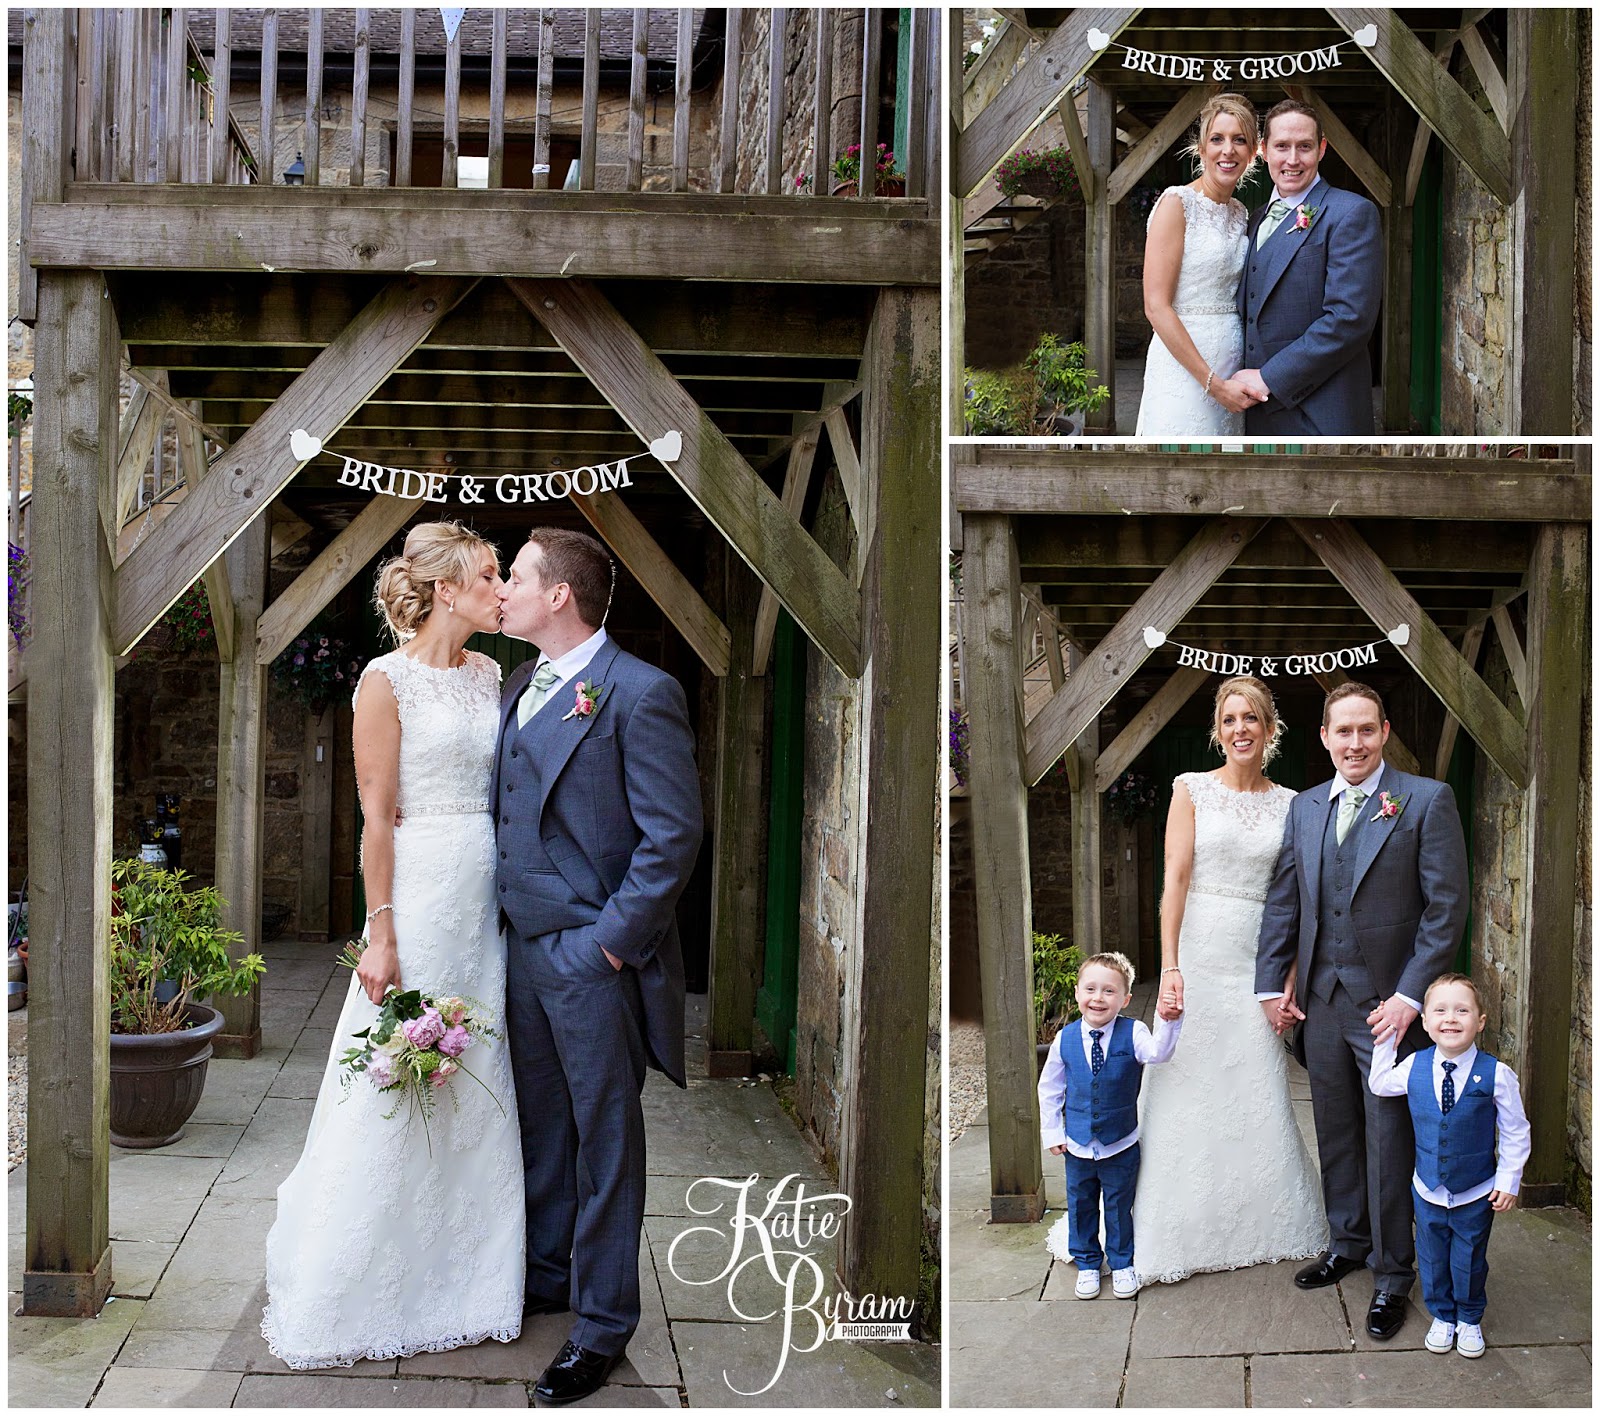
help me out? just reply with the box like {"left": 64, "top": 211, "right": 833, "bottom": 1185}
{"left": 262, "top": 523, "right": 524, "bottom": 1369}
{"left": 1135, "top": 93, "right": 1264, "bottom": 436}
{"left": 1045, "top": 676, "right": 1327, "bottom": 1281}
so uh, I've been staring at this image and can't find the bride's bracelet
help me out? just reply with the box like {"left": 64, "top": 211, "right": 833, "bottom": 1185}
{"left": 1161, "top": 966, "right": 1182, "bottom": 975}
{"left": 365, "top": 903, "right": 394, "bottom": 927}
{"left": 1202, "top": 367, "right": 1215, "bottom": 399}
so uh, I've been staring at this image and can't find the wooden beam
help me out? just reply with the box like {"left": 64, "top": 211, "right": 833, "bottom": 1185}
{"left": 1282, "top": 83, "right": 1392, "bottom": 207}
{"left": 114, "top": 384, "right": 161, "bottom": 546}
{"left": 255, "top": 496, "right": 417, "bottom": 666}
{"left": 1518, "top": 521, "right": 1587, "bottom": 1190}
{"left": 19, "top": 9, "right": 76, "bottom": 323}
{"left": 508, "top": 277, "right": 862, "bottom": 676}
{"left": 211, "top": 516, "right": 268, "bottom": 1060}
{"left": 838, "top": 286, "right": 939, "bottom": 1303}
{"left": 961, "top": 514, "right": 1044, "bottom": 1221}
{"left": 952, "top": 448, "right": 1588, "bottom": 522}
{"left": 1068, "top": 680, "right": 1102, "bottom": 966}
{"left": 1433, "top": 620, "right": 1486, "bottom": 778}
{"left": 127, "top": 367, "right": 231, "bottom": 447}
{"left": 1327, "top": 9, "right": 1511, "bottom": 203}
{"left": 955, "top": 7, "right": 1137, "bottom": 197}
{"left": 1490, "top": 604, "right": 1528, "bottom": 707}
{"left": 822, "top": 407, "right": 862, "bottom": 532}
{"left": 23, "top": 269, "right": 118, "bottom": 1318}
{"left": 34, "top": 190, "right": 940, "bottom": 287}
{"left": 1381, "top": 100, "right": 1414, "bottom": 431}
{"left": 962, "top": 18, "right": 1030, "bottom": 127}
{"left": 1023, "top": 519, "right": 1267, "bottom": 786}
{"left": 570, "top": 487, "right": 732, "bottom": 677}
{"left": 1056, "top": 93, "right": 1095, "bottom": 205}
{"left": 1288, "top": 518, "right": 1527, "bottom": 787}
{"left": 112, "top": 276, "right": 476, "bottom": 655}
{"left": 1107, "top": 84, "right": 1220, "bottom": 207}
{"left": 753, "top": 423, "right": 821, "bottom": 674}
{"left": 1459, "top": 22, "right": 1508, "bottom": 130}
{"left": 1084, "top": 78, "right": 1116, "bottom": 433}
{"left": 1093, "top": 665, "right": 1209, "bottom": 793}
{"left": 174, "top": 403, "right": 237, "bottom": 664}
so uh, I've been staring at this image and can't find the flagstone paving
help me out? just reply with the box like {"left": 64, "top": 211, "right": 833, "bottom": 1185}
{"left": 9, "top": 939, "right": 939, "bottom": 1407}
{"left": 948, "top": 984, "right": 1592, "bottom": 1407}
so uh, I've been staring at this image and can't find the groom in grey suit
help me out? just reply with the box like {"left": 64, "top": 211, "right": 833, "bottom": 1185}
{"left": 1236, "top": 99, "right": 1382, "bottom": 435}
{"left": 1255, "top": 682, "right": 1467, "bottom": 1341}
{"left": 492, "top": 528, "right": 701, "bottom": 1405}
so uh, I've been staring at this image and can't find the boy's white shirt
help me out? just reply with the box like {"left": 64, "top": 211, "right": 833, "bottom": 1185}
{"left": 1037, "top": 1013, "right": 1182, "bottom": 1157}
{"left": 1368, "top": 1032, "right": 1531, "bottom": 1205}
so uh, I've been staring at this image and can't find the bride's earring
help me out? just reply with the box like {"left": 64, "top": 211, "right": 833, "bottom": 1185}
{"left": 446, "top": 599, "right": 455, "bottom": 614}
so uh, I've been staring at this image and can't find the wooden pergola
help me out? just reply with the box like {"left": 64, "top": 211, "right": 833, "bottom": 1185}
{"left": 950, "top": 8, "right": 1582, "bottom": 434}
{"left": 16, "top": 7, "right": 939, "bottom": 1320}
{"left": 953, "top": 444, "right": 1589, "bottom": 1220}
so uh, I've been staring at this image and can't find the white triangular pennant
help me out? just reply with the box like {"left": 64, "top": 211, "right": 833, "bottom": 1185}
{"left": 440, "top": 8, "right": 466, "bottom": 43}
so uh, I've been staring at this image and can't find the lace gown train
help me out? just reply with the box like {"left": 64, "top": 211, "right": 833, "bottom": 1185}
{"left": 261, "top": 651, "right": 525, "bottom": 1369}
{"left": 1135, "top": 186, "right": 1249, "bottom": 437}
{"left": 1045, "top": 772, "right": 1328, "bottom": 1282}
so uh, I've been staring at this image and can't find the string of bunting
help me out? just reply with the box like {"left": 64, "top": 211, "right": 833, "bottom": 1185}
{"left": 285, "top": 427, "right": 683, "bottom": 506}
{"left": 1141, "top": 623, "right": 1410, "bottom": 678}
{"left": 1085, "top": 22, "right": 1379, "bottom": 83}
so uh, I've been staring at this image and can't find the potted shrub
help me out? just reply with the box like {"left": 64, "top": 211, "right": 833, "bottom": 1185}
{"left": 965, "top": 335, "right": 1110, "bottom": 436}
{"left": 1033, "top": 929, "right": 1083, "bottom": 1069}
{"left": 109, "top": 858, "right": 265, "bottom": 1148}
{"left": 828, "top": 141, "right": 906, "bottom": 198}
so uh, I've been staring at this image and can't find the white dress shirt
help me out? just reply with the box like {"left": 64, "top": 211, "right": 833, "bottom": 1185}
{"left": 525, "top": 626, "right": 609, "bottom": 720}
{"left": 1037, "top": 1014, "right": 1182, "bottom": 1158}
{"left": 1368, "top": 1034, "right": 1531, "bottom": 1205}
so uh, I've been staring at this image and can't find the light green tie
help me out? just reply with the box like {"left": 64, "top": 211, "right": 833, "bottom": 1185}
{"left": 1336, "top": 787, "right": 1367, "bottom": 845}
{"left": 516, "top": 660, "right": 561, "bottom": 728}
{"left": 1256, "top": 198, "right": 1292, "bottom": 250}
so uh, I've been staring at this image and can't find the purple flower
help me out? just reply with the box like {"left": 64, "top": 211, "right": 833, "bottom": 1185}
{"left": 437, "top": 1025, "right": 471, "bottom": 1058}
{"left": 402, "top": 1005, "right": 446, "bottom": 1049}
{"left": 293, "top": 653, "right": 305, "bottom": 666}
{"left": 367, "top": 1055, "right": 395, "bottom": 1088}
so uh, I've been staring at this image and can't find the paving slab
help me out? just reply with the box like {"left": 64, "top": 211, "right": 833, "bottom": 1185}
{"left": 1250, "top": 1344, "right": 1593, "bottom": 1406}
{"left": 310, "top": 982, "right": 355, "bottom": 1031}
{"left": 642, "top": 1078, "right": 825, "bottom": 1177}
{"left": 1474, "top": 1206, "right": 1592, "bottom": 1347}
{"left": 949, "top": 1298, "right": 1131, "bottom": 1407}
{"left": 8, "top": 1298, "right": 144, "bottom": 1407}
{"left": 646, "top": 1212, "right": 842, "bottom": 1325}
{"left": 189, "top": 1051, "right": 291, "bottom": 1125}
{"left": 1122, "top": 1355, "right": 1246, "bottom": 1407}
{"left": 674, "top": 1318, "right": 938, "bottom": 1407}
{"left": 264, "top": 1052, "right": 331, "bottom": 1100}
{"left": 109, "top": 1240, "right": 179, "bottom": 1299}
{"left": 396, "top": 1311, "right": 566, "bottom": 1380}
{"left": 947, "top": 1207, "right": 1051, "bottom": 1303}
{"left": 233, "top": 1372, "right": 530, "bottom": 1405}
{"left": 136, "top": 1275, "right": 271, "bottom": 1332}
{"left": 107, "top": 1153, "right": 229, "bottom": 1243}
{"left": 259, "top": 957, "right": 345, "bottom": 994}
{"left": 116, "top": 1318, "right": 396, "bottom": 1376}
{"left": 1129, "top": 1259, "right": 1351, "bottom": 1358}
{"left": 90, "top": 1364, "right": 245, "bottom": 1406}
{"left": 209, "top": 1098, "right": 316, "bottom": 1201}
{"left": 1338, "top": 1268, "right": 1436, "bottom": 1352}
{"left": 123, "top": 1122, "right": 248, "bottom": 1160}
{"left": 645, "top": 1172, "right": 775, "bottom": 1219}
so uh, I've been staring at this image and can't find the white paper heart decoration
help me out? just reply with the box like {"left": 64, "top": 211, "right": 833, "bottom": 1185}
{"left": 1086, "top": 27, "right": 1111, "bottom": 51}
{"left": 648, "top": 429, "right": 683, "bottom": 465}
{"left": 289, "top": 428, "right": 323, "bottom": 462}
{"left": 1143, "top": 626, "right": 1167, "bottom": 649}
{"left": 439, "top": 8, "right": 465, "bottom": 43}
{"left": 1388, "top": 623, "right": 1410, "bottom": 647}
{"left": 1353, "top": 23, "right": 1378, "bottom": 47}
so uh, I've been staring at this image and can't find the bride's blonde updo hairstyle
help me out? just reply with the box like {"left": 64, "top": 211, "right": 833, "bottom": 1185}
{"left": 1182, "top": 92, "right": 1260, "bottom": 181}
{"left": 373, "top": 520, "right": 498, "bottom": 643}
{"left": 1209, "top": 673, "right": 1283, "bottom": 766}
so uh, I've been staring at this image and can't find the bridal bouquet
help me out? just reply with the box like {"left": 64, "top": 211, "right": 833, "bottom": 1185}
{"left": 336, "top": 942, "right": 505, "bottom": 1149}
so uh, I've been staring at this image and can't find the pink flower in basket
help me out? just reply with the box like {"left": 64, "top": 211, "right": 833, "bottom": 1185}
{"left": 438, "top": 1025, "right": 472, "bottom": 1058}
{"left": 402, "top": 1005, "right": 446, "bottom": 1049}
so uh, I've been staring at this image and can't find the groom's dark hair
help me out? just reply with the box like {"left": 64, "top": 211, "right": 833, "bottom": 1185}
{"left": 526, "top": 527, "right": 612, "bottom": 628}
{"left": 1322, "top": 680, "right": 1386, "bottom": 727}
{"left": 1262, "top": 98, "right": 1323, "bottom": 144}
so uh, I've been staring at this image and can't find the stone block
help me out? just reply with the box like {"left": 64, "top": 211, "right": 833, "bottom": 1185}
{"left": 209, "top": 1098, "right": 316, "bottom": 1201}
{"left": 106, "top": 1153, "right": 228, "bottom": 1243}
{"left": 137, "top": 1276, "right": 271, "bottom": 1332}
{"left": 90, "top": 1365, "right": 244, "bottom": 1407}
{"left": 947, "top": 1206, "right": 1053, "bottom": 1302}
{"left": 1250, "top": 1344, "right": 1592, "bottom": 1407}
{"left": 109, "top": 1241, "right": 178, "bottom": 1299}
{"left": 1129, "top": 1260, "right": 1350, "bottom": 1358}
{"left": 1121, "top": 1355, "right": 1246, "bottom": 1407}
{"left": 949, "top": 1298, "right": 1130, "bottom": 1407}
{"left": 8, "top": 1297, "right": 144, "bottom": 1407}
{"left": 234, "top": 1373, "right": 529, "bottom": 1405}
{"left": 189, "top": 1051, "right": 292, "bottom": 1125}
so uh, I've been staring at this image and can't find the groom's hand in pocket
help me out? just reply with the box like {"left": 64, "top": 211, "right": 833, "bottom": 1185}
{"left": 601, "top": 946, "right": 624, "bottom": 971}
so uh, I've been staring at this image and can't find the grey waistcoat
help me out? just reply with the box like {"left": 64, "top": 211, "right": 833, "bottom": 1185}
{"left": 1309, "top": 796, "right": 1378, "bottom": 1004}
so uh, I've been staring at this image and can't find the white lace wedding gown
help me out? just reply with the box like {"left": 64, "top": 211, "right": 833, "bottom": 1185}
{"left": 1045, "top": 772, "right": 1328, "bottom": 1281}
{"left": 261, "top": 650, "right": 524, "bottom": 1369}
{"left": 1135, "top": 185, "right": 1249, "bottom": 437}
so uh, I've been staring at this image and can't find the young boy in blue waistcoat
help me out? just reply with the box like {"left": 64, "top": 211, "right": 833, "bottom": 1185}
{"left": 1368, "top": 972, "right": 1530, "bottom": 1358}
{"left": 1037, "top": 951, "right": 1182, "bottom": 1300}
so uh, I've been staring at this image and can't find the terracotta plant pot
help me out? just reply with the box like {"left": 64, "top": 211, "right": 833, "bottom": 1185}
{"left": 109, "top": 1003, "right": 225, "bottom": 1148}
{"left": 829, "top": 176, "right": 908, "bottom": 198}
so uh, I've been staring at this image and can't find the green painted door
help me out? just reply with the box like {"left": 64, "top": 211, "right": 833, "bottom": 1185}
{"left": 756, "top": 612, "right": 805, "bottom": 1075}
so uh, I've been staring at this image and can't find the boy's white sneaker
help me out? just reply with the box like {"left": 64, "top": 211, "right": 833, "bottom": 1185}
{"left": 1424, "top": 1318, "right": 1456, "bottom": 1354}
{"left": 1455, "top": 1323, "right": 1485, "bottom": 1358}
{"left": 1074, "top": 1268, "right": 1102, "bottom": 1299}
{"left": 1111, "top": 1268, "right": 1140, "bottom": 1299}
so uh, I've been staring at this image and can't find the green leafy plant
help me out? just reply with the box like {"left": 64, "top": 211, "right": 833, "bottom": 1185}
{"left": 962, "top": 366, "right": 1037, "bottom": 435}
{"left": 1026, "top": 334, "right": 1111, "bottom": 419}
{"left": 965, "top": 335, "right": 1109, "bottom": 433}
{"left": 7, "top": 392, "right": 32, "bottom": 438}
{"left": 993, "top": 147, "right": 1081, "bottom": 202}
{"left": 831, "top": 142, "right": 901, "bottom": 186}
{"left": 110, "top": 858, "right": 264, "bottom": 1035}
{"left": 1033, "top": 930, "right": 1083, "bottom": 1044}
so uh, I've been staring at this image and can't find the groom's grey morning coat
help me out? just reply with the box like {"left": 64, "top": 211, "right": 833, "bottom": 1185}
{"left": 1238, "top": 176, "right": 1382, "bottom": 437}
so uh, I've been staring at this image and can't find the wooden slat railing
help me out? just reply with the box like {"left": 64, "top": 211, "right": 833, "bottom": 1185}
{"left": 22, "top": 9, "right": 932, "bottom": 204}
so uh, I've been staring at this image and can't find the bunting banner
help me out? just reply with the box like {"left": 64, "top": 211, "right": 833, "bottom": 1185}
{"left": 286, "top": 427, "right": 682, "bottom": 506}
{"left": 1087, "top": 22, "right": 1378, "bottom": 83}
{"left": 1141, "top": 623, "right": 1410, "bottom": 678}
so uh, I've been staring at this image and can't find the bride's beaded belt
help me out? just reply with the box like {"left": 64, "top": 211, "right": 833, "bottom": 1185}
{"left": 1174, "top": 302, "right": 1238, "bottom": 317}
{"left": 1190, "top": 882, "right": 1268, "bottom": 903}
{"left": 399, "top": 800, "right": 491, "bottom": 817}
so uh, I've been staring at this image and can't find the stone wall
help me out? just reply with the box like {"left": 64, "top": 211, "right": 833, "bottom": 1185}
{"left": 1438, "top": 147, "right": 1511, "bottom": 436}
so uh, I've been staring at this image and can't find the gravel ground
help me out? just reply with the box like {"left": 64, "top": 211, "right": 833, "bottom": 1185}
{"left": 949, "top": 1019, "right": 986, "bottom": 1141}
{"left": 8, "top": 1054, "right": 25, "bottom": 1171}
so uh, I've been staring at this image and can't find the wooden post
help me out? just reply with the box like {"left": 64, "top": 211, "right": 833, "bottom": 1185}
{"left": 1517, "top": 519, "right": 1587, "bottom": 1200}
{"left": 212, "top": 515, "right": 269, "bottom": 1059}
{"left": 960, "top": 514, "right": 1044, "bottom": 1224}
{"left": 706, "top": 553, "right": 765, "bottom": 1077}
{"left": 1067, "top": 646, "right": 1103, "bottom": 959}
{"left": 838, "top": 287, "right": 940, "bottom": 1306}
{"left": 396, "top": 9, "right": 415, "bottom": 187}
{"left": 348, "top": 8, "right": 370, "bottom": 188}
{"left": 1084, "top": 77, "right": 1116, "bottom": 432}
{"left": 20, "top": 8, "right": 76, "bottom": 325}
{"left": 1382, "top": 97, "right": 1414, "bottom": 432}
{"left": 1508, "top": 9, "right": 1578, "bottom": 434}
{"left": 23, "top": 270, "right": 120, "bottom": 1317}
{"left": 580, "top": 10, "right": 601, "bottom": 190}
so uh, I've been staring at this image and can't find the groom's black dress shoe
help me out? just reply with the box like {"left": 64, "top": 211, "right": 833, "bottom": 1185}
{"left": 533, "top": 1340, "right": 623, "bottom": 1406}
{"left": 1293, "top": 1253, "right": 1364, "bottom": 1289}
{"left": 1366, "top": 1292, "right": 1407, "bottom": 1339}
